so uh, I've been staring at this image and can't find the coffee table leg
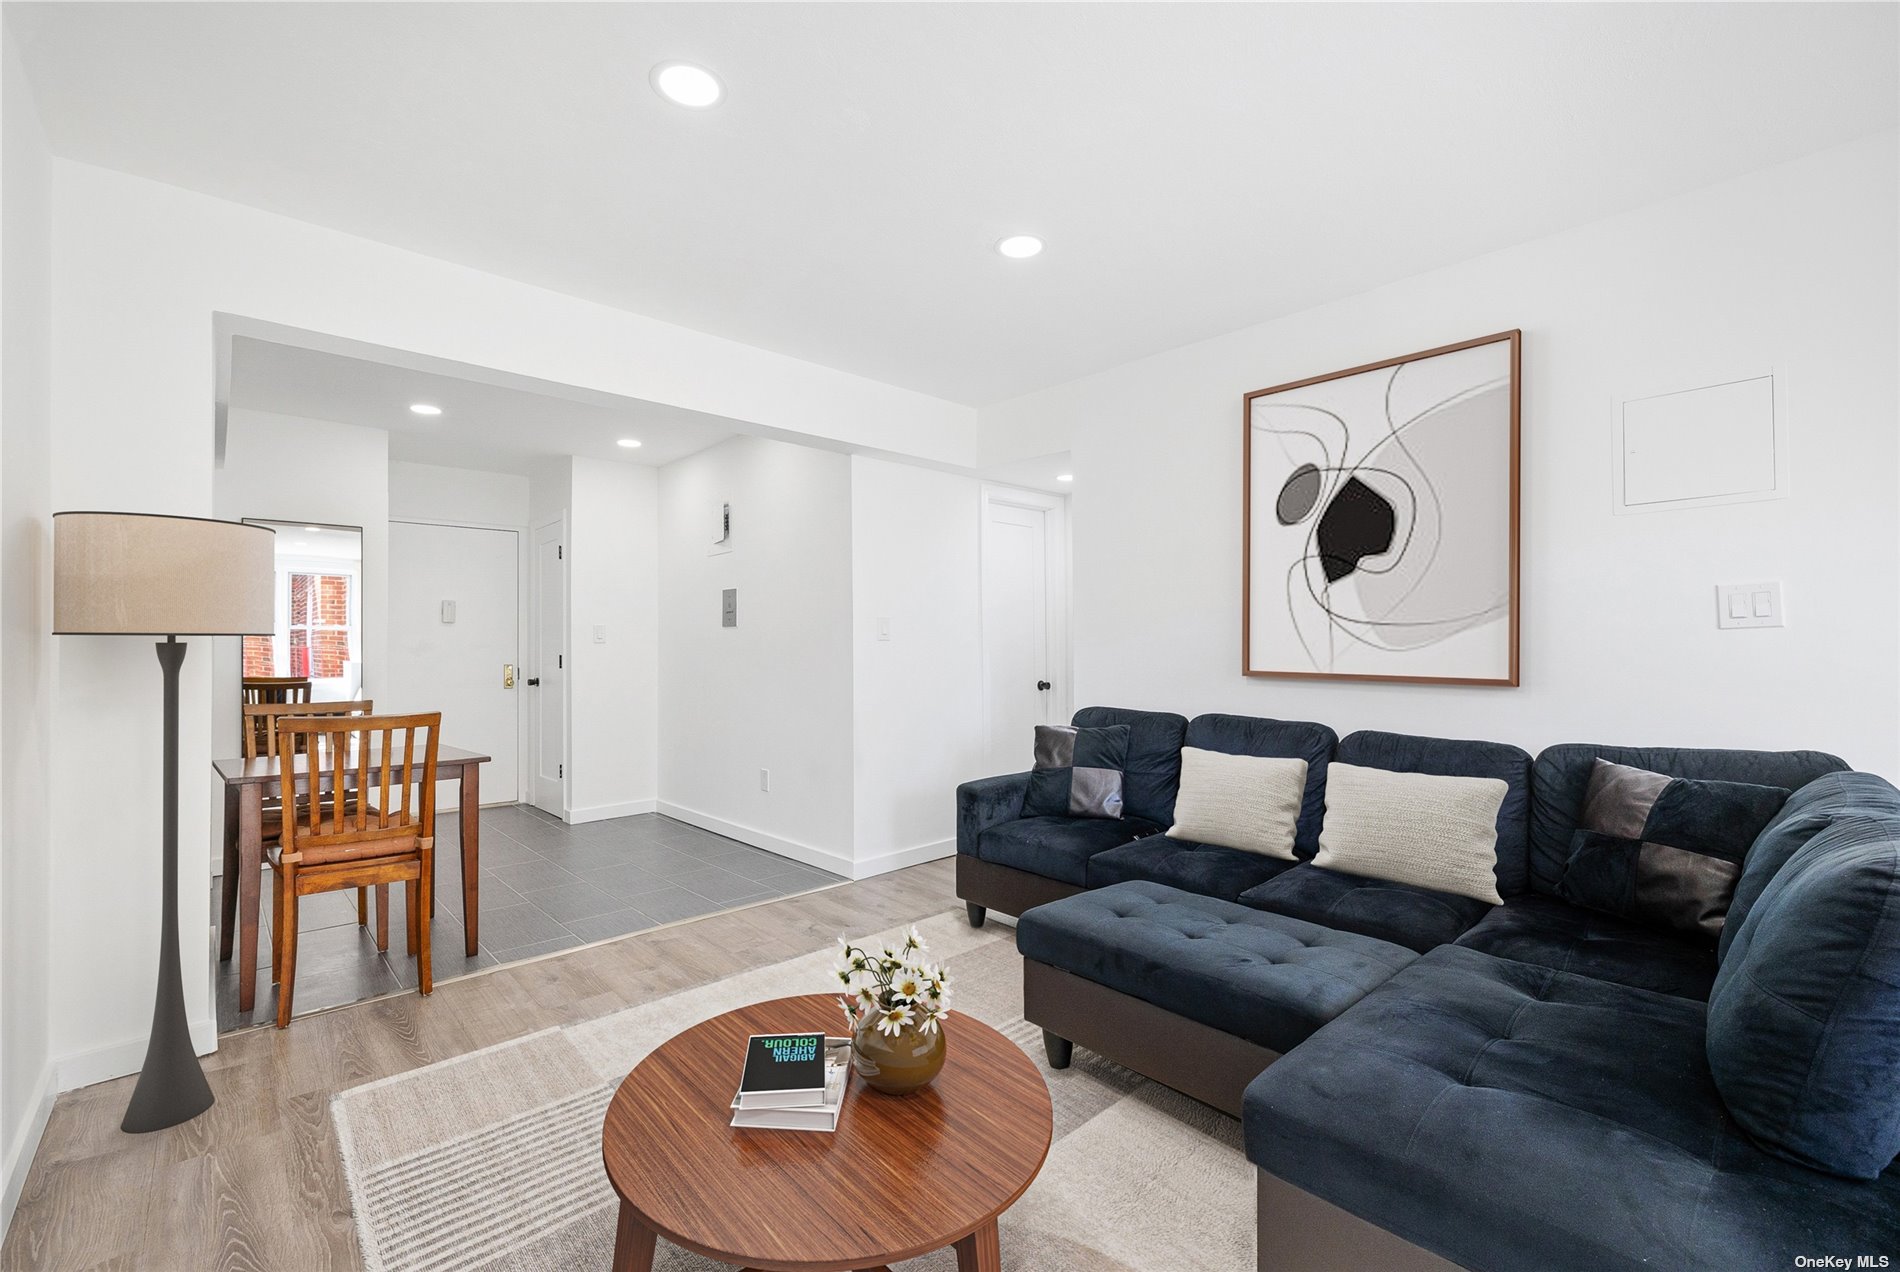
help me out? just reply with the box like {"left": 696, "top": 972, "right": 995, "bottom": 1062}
{"left": 954, "top": 1219, "right": 1001, "bottom": 1272}
{"left": 611, "top": 1202, "right": 656, "bottom": 1272}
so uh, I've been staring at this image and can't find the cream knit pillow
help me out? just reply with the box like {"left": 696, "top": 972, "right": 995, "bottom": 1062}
{"left": 1313, "top": 762, "right": 1507, "bottom": 903}
{"left": 1165, "top": 747, "right": 1308, "bottom": 860}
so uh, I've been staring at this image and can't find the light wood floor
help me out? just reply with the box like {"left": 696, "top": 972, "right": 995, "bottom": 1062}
{"left": 2, "top": 858, "right": 959, "bottom": 1271}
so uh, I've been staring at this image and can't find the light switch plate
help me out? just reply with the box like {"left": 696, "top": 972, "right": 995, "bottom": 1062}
{"left": 1716, "top": 581, "right": 1784, "bottom": 629}
{"left": 593, "top": 624, "right": 607, "bottom": 644}
{"left": 440, "top": 600, "right": 456, "bottom": 624}
{"left": 721, "top": 588, "right": 737, "bottom": 628}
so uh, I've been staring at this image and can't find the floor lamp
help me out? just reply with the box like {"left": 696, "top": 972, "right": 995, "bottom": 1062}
{"left": 53, "top": 511, "right": 275, "bottom": 1133}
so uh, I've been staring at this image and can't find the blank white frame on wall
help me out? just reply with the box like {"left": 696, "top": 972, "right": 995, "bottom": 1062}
{"left": 1612, "top": 369, "right": 1790, "bottom": 515}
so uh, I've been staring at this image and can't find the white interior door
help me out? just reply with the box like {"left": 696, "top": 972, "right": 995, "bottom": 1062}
{"left": 387, "top": 522, "right": 520, "bottom": 803}
{"left": 982, "top": 497, "right": 1060, "bottom": 774}
{"left": 531, "top": 519, "right": 567, "bottom": 818}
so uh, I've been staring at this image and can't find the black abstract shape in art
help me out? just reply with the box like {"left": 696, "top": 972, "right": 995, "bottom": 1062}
{"left": 1314, "top": 476, "right": 1395, "bottom": 583}
{"left": 1275, "top": 463, "right": 1324, "bottom": 525}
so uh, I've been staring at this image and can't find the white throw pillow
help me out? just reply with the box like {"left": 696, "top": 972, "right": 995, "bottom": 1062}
{"left": 1166, "top": 747, "right": 1308, "bottom": 860}
{"left": 1313, "top": 762, "right": 1506, "bottom": 904}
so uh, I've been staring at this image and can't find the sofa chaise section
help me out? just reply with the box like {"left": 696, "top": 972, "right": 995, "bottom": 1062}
{"left": 1245, "top": 943, "right": 1900, "bottom": 1272}
{"left": 1017, "top": 881, "right": 1415, "bottom": 1115}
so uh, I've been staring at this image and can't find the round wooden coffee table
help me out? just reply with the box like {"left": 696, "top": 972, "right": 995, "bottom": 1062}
{"left": 601, "top": 994, "right": 1052, "bottom": 1272}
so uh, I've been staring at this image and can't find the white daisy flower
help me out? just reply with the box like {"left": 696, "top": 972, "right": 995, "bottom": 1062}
{"left": 891, "top": 970, "right": 927, "bottom": 1000}
{"left": 876, "top": 1003, "right": 914, "bottom": 1036}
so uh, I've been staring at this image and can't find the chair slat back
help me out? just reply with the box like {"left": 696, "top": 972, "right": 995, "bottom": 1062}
{"left": 243, "top": 676, "right": 312, "bottom": 707}
{"left": 243, "top": 700, "right": 375, "bottom": 761}
{"left": 274, "top": 713, "right": 441, "bottom": 868}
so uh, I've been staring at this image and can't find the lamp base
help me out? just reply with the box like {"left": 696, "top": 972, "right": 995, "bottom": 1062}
{"left": 122, "top": 636, "right": 216, "bottom": 1134}
{"left": 120, "top": 996, "right": 214, "bottom": 1134}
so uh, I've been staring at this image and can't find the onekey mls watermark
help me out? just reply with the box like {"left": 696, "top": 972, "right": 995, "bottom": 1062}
{"left": 1794, "top": 1258, "right": 1891, "bottom": 1269}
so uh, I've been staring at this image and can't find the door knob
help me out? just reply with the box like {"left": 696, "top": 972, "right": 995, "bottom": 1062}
{"left": 526, "top": 677, "right": 541, "bottom": 687}
{"left": 1037, "top": 680, "right": 1052, "bottom": 691}
{"left": 503, "top": 663, "right": 516, "bottom": 688}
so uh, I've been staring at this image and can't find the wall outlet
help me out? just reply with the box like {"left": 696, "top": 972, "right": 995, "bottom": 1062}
{"left": 759, "top": 768, "right": 770, "bottom": 793}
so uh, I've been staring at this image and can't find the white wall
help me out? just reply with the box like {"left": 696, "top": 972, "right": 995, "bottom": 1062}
{"left": 850, "top": 457, "right": 985, "bottom": 873}
{"left": 981, "top": 133, "right": 1900, "bottom": 776}
{"left": 567, "top": 458, "right": 659, "bottom": 820}
{"left": 210, "top": 410, "right": 390, "bottom": 759}
{"left": 0, "top": 25, "right": 56, "bottom": 1232}
{"left": 39, "top": 153, "right": 973, "bottom": 1091}
{"left": 389, "top": 460, "right": 528, "bottom": 527}
{"left": 658, "top": 437, "right": 855, "bottom": 870}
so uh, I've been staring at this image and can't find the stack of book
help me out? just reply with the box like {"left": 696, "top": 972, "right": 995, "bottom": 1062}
{"left": 729, "top": 1032, "right": 851, "bottom": 1132}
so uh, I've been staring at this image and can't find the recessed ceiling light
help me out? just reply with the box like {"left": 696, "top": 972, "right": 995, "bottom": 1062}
{"left": 651, "top": 62, "right": 722, "bottom": 108}
{"left": 303, "top": 526, "right": 321, "bottom": 532}
{"left": 1056, "top": 473, "right": 1074, "bottom": 483}
{"left": 997, "top": 235, "right": 1044, "bottom": 260}
{"left": 617, "top": 438, "right": 643, "bottom": 449}
{"left": 409, "top": 403, "right": 442, "bottom": 416}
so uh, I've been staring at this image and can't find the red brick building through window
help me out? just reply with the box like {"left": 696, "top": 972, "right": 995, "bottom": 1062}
{"left": 242, "top": 571, "right": 353, "bottom": 679}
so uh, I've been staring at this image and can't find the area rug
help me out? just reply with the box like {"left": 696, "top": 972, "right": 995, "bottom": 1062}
{"left": 333, "top": 911, "right": 1255, "bottom": 1271}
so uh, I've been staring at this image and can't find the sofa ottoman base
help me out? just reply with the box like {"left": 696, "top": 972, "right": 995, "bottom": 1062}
{"left": 956, "top": 854, "right": 1082, "bottom": 924}
{"left": 1257, "top": 1169, "right": 1460, "bottom": 1272}
{"left": 1025, "top": 961, "right": 1279, "bottom": 1117}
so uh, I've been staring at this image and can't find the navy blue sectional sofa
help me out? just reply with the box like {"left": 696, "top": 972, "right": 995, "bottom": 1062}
{"left": 955, "top": 707, "right": 1900, "bottom": 1271}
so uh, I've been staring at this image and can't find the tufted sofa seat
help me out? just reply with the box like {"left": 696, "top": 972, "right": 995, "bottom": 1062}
{"left": 1243, "top": 943, "right": 1900, "bottom": 1272}
{"left": 1016, "top": 881, "right": 1416, "bottom": 1055}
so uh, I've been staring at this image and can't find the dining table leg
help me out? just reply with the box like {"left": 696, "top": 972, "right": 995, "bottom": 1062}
{"left": 218, "top": 784, "right": 239, "bottom": 961}
{"left": 460, "top": 763, "right": 480, "bottom": 957}
{"left": 237, "top": 783, "right": 264, "bottom": 1014}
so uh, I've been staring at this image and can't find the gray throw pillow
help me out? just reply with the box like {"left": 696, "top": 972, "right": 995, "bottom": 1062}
{"left": 1023, "top": 724, "right": 1129, "bottom": 820}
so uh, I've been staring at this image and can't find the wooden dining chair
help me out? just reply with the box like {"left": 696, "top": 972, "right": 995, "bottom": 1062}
{"left": 243, "top": 676, "right": 312, "bottom": 707}
{"left": 223, "top": 700, "right": 383, "bottom": 957}
{"left": 270, "top": 712, "right": 441, "bottom": 1028}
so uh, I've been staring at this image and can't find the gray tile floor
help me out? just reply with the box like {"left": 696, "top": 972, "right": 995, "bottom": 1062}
{"left": 214, "top": 805, "right": 844, "bottom": 1032}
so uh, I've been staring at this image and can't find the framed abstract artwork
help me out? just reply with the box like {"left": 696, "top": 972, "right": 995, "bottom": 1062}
{"left": 1243, "top": 330, "right": 1521, "bottom": 686}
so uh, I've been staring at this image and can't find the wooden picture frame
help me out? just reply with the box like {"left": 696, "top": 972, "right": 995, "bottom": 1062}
{"left": 1242, "top": 330, "right": 1521, "bottom": 686}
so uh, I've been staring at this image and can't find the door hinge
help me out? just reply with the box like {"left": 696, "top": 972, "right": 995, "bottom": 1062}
{"left": 558, "top": 764, "right": 563, "bottom": 779}
{"left": 558, "top": 544, "right": 563, "bottom": 560}
{"left": 558, "top": 653, "right": 563, "bottom": 669}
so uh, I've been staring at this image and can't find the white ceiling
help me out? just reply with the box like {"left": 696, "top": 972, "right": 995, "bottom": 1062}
{"left": 227, "top": 337, "right": 735, "bottom": 472}
{"left": 13, "top": 4, "right": 1897, "bottom": 405}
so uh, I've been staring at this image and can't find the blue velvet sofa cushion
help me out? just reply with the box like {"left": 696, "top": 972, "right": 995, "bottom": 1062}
{"left": 1708, "top": 816, "right": 1900, "bottom": 1179}
{"left": 1454, "top": 892, "right": 1718, "bottom": 999}
{"left": 1016, "top": 881, "right": 1415, "bottom": 1054}
{"left": 1238, "top": 864, "right": 1491, "bottom": 954}
{"left": 1244, "top": 944, "right": 1900, "bottom": 1272}
{"left": 1335, "top": 729, "right": 1533, "bottom": 896}
{"left": 1182, "top": 713, "right": 1337, "bottom": 858}
{"left": 1721, "top": 770, "right": 1900, "bottom": 961}
{"left": 975, "top": 815, "right": 1162, "bottom": 886}
{"left": 1529, "top": 743, "right": 1848, "bottom": 898}
{"left": 1073, "top": 706, "right": 1189, "bottom": 827}
{"left": 1087, "top": 837, "right": 1295, "bottom": 902}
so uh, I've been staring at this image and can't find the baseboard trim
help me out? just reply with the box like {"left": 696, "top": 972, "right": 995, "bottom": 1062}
{"left": 55, "top": 1014, "right": 218, "bottom": 1094}
{"left": 655, "top": 802, "right": 854, "bottom": 876}
{"left": 1, "top": 1060, "right": 56, "bottom": 1238}
{"left": 850, "top": 837, "right": 955, "bottom": 880}
{"left": 567, "top": 798, "right": 657, "bottom": 825}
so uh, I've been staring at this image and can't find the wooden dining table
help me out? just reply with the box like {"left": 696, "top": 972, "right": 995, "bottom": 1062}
{"left": 214, "top": 745, "right": 491, "bottom": 1014}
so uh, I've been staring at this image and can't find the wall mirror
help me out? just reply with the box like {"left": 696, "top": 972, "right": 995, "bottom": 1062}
{"left": 239, "top": 519, "right": 366, "bottom": 699}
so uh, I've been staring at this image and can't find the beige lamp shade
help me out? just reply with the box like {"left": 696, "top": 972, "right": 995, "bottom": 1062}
{"left": 54, "top": 512, "right": 275, "bottom": 635}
